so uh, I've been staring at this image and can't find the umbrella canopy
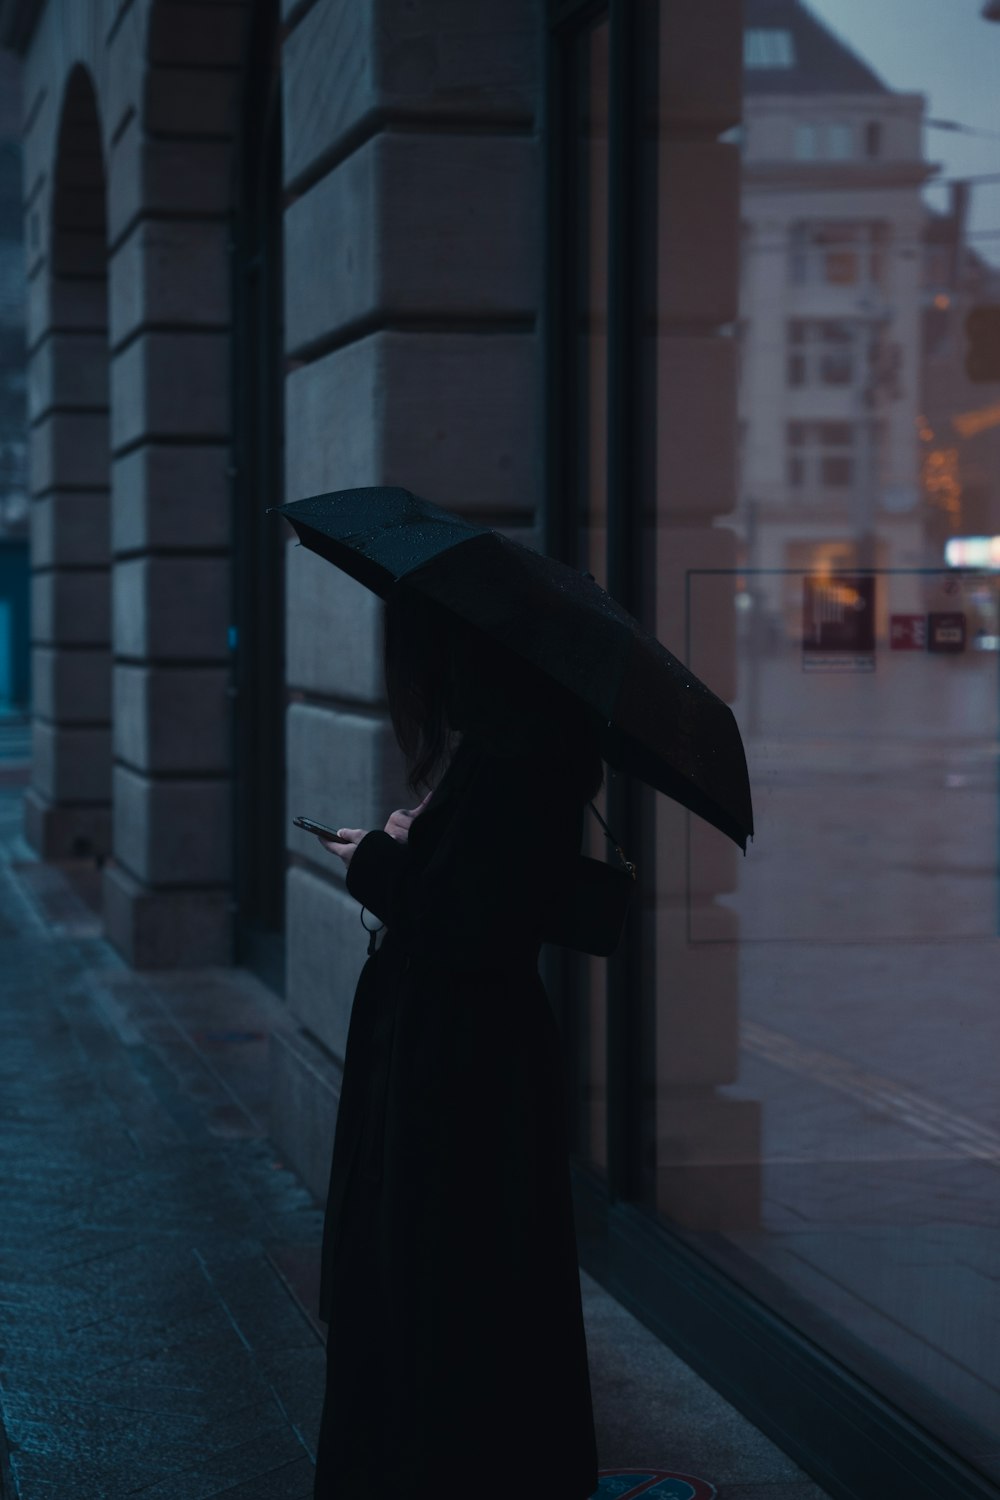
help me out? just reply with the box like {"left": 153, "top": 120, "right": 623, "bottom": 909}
{"left": 270, "top": 486, "right": 754, "bottom": 852}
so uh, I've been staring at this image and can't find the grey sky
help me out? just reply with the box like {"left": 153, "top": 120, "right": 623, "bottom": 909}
{"left": 805, "top": 0, "right": 1000, "bottom": 262}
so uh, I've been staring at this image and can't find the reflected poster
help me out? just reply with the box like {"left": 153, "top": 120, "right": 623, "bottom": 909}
{"left": 801, "top": 573, "right": 876, "bottom": 670}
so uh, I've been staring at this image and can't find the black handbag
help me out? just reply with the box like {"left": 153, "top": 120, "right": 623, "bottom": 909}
{"left": 541, "top": 802, "right": 637, "bottom": 958}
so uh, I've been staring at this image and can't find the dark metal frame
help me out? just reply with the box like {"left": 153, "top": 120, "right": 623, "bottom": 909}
{"left": 543, "top": 4, "right": 1000, "bottom": 1499}
{"left": 542, "top": 0, "right": 646, "bottom": 1198}
{"left": 228, "top": 0, "right": 287, "bottom": 995}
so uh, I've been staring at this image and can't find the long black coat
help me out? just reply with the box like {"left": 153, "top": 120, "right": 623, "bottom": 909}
{"left": 312, "top": 729, "right": 599, "bottom": 1499}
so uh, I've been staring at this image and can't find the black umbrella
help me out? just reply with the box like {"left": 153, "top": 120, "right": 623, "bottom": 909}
{"left": 270, "top": 485, "right": 753, "bottom": 853}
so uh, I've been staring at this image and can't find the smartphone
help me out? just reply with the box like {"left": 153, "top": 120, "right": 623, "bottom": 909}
{"left": 293, "top": 815, "right": 343, "bottom": 840}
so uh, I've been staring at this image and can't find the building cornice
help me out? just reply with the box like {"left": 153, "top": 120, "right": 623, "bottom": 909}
{"left": 0, "top": 0, "right": 44, "bottom": 54}
{"left": 743, "top": 160, "right": 938, "bottom": 193}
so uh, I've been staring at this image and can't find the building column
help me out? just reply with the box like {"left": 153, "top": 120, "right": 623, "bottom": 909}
{"left": 100, "top": 2, "right": 250, "bottom": 967}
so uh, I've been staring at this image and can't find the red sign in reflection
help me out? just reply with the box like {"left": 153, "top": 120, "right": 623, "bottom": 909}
{"left": 889, "top": 614, "right": 927, "bottom": 650}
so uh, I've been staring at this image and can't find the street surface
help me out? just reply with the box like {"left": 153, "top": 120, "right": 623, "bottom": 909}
{"left": 0, "top": 720, "right": 327, "bottom": 1498}
{"left": 0, "top": 718, "right": 832, "bottom": 1499}
{"left": 682, "top": 635, "right": 1000, "bottom": 1482}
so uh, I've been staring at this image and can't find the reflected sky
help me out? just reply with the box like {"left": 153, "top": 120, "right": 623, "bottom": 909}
{"left": 806, "top": 0, "right": 1000, "bottom": 263}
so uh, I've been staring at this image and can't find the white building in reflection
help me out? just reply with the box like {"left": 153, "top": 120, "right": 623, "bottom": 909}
{"left": 737, "top": 0, "right": 935, "bottom": 639}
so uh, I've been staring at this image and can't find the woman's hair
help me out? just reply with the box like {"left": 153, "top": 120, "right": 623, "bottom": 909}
{"left": 382, "top": 586, "right": 604, "bottom": 802}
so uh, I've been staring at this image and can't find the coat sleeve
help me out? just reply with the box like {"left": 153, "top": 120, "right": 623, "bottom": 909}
{"left": 345, "top": 748, "right": 583, "bottom": 968}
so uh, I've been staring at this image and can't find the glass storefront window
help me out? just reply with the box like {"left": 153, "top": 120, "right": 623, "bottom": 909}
{"left": 635, "top": 0, "right": 1000, "bottom": 1482}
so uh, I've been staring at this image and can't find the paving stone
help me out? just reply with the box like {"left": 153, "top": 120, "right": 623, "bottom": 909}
{"left": 120, "top": 1425, "right": 311, "bottom": 1500}
{"left": 193, "top": 1453, "right": 318, "bottom": 1499}
{"left": 711, "top": 1487, "right": 831, "bottom": 1500}
{"left": 0, "top": 1367, "right": 253, "bottom": 1423}
{"left": 0, "top": 780, "right": 325, "bottom": 1497}
{"left": 3, "top": 1398, "right": 210, "bottom": 1469}
{"left": 8, "top": 1450, "right": 178, "bottom": 1499}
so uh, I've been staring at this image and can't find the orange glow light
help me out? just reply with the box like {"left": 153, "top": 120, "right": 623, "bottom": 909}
{"left": 923, "top": 447, "right": 962, "bottom": 520}
{"left": 951, "top": 401, "right": 1000, "bottom": 440}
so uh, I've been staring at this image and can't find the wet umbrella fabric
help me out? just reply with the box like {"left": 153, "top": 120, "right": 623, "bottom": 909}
{"left": 269, "top": 485, "right": 753, "bottom": 852}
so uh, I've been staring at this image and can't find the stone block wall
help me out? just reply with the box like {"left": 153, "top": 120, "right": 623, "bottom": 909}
{"left": 273, "top": 0, "right": 542, "bottom": 1197}
{"left": 14, "top": 0, "right": 250, "bottom": 959}
{"left": 101, "top": 0, "right": 248, "bottom": 966}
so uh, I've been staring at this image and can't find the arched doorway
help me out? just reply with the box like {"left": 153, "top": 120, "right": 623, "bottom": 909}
{"left": 25, "top": 64, "right": 112, "bottom": 869}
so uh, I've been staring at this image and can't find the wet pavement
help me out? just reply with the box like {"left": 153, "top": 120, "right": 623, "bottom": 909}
{"left": 0, "top": 715, "right": 831, "bottom": 1500}
{"left": 0, "top": 722, "right": 326, "bottom": 1498}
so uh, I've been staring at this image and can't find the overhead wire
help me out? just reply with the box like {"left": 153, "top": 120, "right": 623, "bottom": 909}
{"left": 926, "top": 118, "right": 1000, "bottom": 142}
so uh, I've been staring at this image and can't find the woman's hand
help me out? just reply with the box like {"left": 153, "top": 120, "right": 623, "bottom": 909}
{"left": 383, "top": 789, "right": 434, "bottom": 843}
{"left": 317, "top": 828, "right": 367, "bottom": 870}
{"left": 316, "top": 787, "right": 432, "bottom": 869}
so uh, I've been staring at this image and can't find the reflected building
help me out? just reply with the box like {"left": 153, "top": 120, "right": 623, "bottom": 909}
{"left": 737, "top": 0, "right": 932, "bottom": 641}
{"left": 921, "top": 204, "right": 1000, "bottom": 570}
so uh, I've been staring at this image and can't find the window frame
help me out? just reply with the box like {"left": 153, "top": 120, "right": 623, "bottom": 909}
{"left": 744, "top": 27, "right": 796, "bottom": 69}
{"left": 229, "top": 0, "right": 287, "bottom": 994}
{"left": 544, "top": 0, "right": 645, "bottom": 1206}
{"left": 790, "top": 219, "right": 890, "bottom": 288}
{"left": 787, "top": 419, "right": 857, "bottom": 497}
{"left": 787, "top": 319, "right": 859, "bottom": 389}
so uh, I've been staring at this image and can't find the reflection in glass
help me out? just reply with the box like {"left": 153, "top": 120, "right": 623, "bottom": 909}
{"left": 640, "top": 0, "right": 1000, "bottom": 1480}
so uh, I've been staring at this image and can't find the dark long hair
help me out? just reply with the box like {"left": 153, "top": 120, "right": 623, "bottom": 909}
{"left": 382, "top": 586, "right": 604, "bottom": 802}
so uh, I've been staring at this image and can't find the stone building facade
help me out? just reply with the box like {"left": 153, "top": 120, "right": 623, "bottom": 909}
{"left": 0, "top": 0, "right": 744, "bottom": 1239}
{"left": 6, "top": 9, "right": 1000, "bottom": 1498}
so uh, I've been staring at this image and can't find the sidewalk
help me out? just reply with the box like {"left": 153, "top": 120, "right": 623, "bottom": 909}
{"left": 0, "top": 736, "right": 830, "bottom": 1500}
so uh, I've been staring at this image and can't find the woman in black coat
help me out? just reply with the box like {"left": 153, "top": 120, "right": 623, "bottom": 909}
{"left": 310, "top": 586, "right": 603, "bottom": 1499}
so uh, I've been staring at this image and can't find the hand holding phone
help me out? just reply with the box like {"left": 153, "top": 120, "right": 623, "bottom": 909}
{"left": 294, "top": 816, "right": 367, "bottom": 872}
{"left": 292, "top": 815, "right": 342, "bottom": 840}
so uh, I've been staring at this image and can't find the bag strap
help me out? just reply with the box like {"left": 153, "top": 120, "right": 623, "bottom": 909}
{"left": 587, "top": 802, "right": 637, "bottom": 880}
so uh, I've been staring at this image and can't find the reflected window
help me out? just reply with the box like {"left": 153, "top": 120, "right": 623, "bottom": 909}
{"left": 865, "top": 120, "right": 882, "bottom": 158}
{"left": 794, "top": 123, "right": 820, "bottom": 160}
{"left": 828, "top": 123, "right": 854, "bottom": 159}
{"left": 795, "top": 123, "right": 856, "bottom": 160}
{"left": 787, "top": 420, "right": 856, "bottom": 494}
{"left": 745, "top": 28, "right": 795, "bottom": 68}
{"left": 787, "top": 320, "right": 857, "bottom": 387}
{"left": 790, "top": 220, "right": 889, "bottom": 287}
